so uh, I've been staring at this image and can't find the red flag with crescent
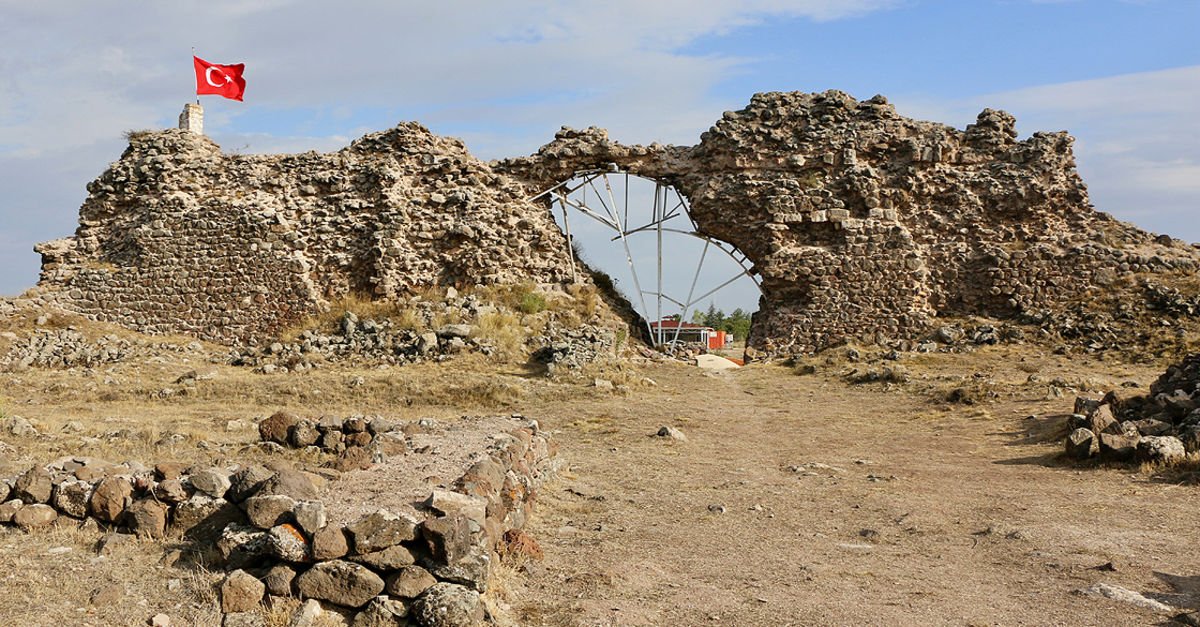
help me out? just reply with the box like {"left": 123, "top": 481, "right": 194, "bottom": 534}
{"left": 193, "top": 56, "right": 246, "bottom": 101}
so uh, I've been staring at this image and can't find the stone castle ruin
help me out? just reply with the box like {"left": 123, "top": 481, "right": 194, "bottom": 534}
{"left": 32, "top": 90, "right": 1200, "bottom": 356}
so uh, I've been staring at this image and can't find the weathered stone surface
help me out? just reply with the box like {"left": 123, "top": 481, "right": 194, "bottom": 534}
{"left": 155, "top": 462, "right": 187, "bottom": 481}
{"left": 221, "top": 569, "right": 265, "bottom": 613}
{"left": 89, "top": 476, "right": 133, "bottom": 523}
{"left": 173, "top": 495, "right": 245, "bottom": 539}
{"left": 51, "top": 479, "right": 93, "bottom": 518}
{"left": 257, "top": 469, "right": 318, "bottom": 501}
{"left": 34, "top": 124, "right": 578, "bottom": 346}
{"left": 189, "top": 467, "right": 233, "bottom": 498}
{"left": 260, "top": 412, "right": 300, "bottom": 444}
{"left": 13, "top": 466, "right": 53, "bottom": 504}
{"left": 243, "top": 494, "right": 296, "bottom": 529}
{"left": 293, "top": 500, "right": 327, "bottom": 535}
{"left": 332, "top": 446, "right": 372, "bottom": 472}
{"left": 350, "top": 544, "right": 416, "bottom": 571}
{"left": 385, "top": 566, "right": 437, "bottom": 599}
{"left": 1087, "top": 405, "right": 1121, "bottom": 436}
{"left": 1064, "top": 428, "right": 1097, "bottom": 460}
{"left": 346, "top": 510, "right": 418, "bottom": 554}
{"left": 228, "top": 464, "right": 275, "bottom": 503}
{"left": 425, "top": 490, "right": 487, "bottom": 527}
{"left": 267, "top": 523, "right": 310, "bottom": 562}
{"left": 1099, "top": 433, "right": 1140, "bottom": 462}
{"left": 353, "top": 596, "right": 409, "bottom": 626}
{"left": 654, "top": 426, "right": 688, "bottom": 442}
{"left": 0, "top": 499, "right": 23, "bottom": 523}
{"left": 290, "top": 420, "right": 319, "bottom": 448}
{"left": 497, "top": 528, "right": 544, "bottom": 564}
{"left": 289, "top": 599, "right": 325, "bottom": 627}
{"left": 127, "top": 499, "right": 170, "bottom": 539}
{"left": 312, "top": 524, "right": 351, "bottom": 560}
{"left": 345, "top": 432, "right": 373, "bottom": 448}
{"left": 153, "top": 478, "right": 189, "bottom": 504}
{"left": 410, "top": 583, "right": 483, "bottom": 627}
{"left": 295, "top": 560, "right": 385, "bottom": 608}
{"left": 1129, "top": 418, "right": 1173, "bottom": 437}
{"left": 420, "top": 515, "right": 490, "bottom": 591}
{"left": 263, "top": 563, "right": 298, "bottom": 597}
{"left": 1136, "top": 436, "right": 1186, "bottom": 464}
{"left": 13, "top": 503, "right": 57, "bottom": 530}
{"left": 217, "top": 524, "right": 271, "bottom": 569}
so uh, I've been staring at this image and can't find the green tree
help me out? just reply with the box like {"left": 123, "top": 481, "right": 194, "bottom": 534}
{"left": 702, "top": 303, "right": 723, "bottom": 329}
{"left": 726, "top": 308, "right": 751, "bottom": 340}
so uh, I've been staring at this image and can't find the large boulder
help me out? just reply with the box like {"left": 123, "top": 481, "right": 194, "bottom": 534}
{"left": 172, "top": 495, "right": 245, "bottom": 539}
{"left": 127, "top": 499, "right": 170, "bottom": 539}
{"left": 410, "top": 583, "right": 483, "bottom": 627}
{"left": 312, "top": 524, "right": 351, "bottom": 560}
{"left": 13, "top": 467, "right": 53, "bottom": 504}
{"left": 1064, "top": 428, "right": 1097, "bottom": 460}
{"left": 13, "top": 503, "right": 57, "bottom": 530}
{"left": 1136, "top": 435, "right": 1187, "bottom": 464}
{"left": 188, "top": 467, "right": 233, "bottom": 499}
{"left": 259, "top": 411, "right": 300, "bottom": 444}
{"left": 1098, "top": 433, "right": 1140, "bottom": 462}
{"left": 346, "top": 510, "right": 418, "bottom": 554}
{"left": 295, "top": 560, "right": 385, "bottom": 608}
{"left": 88, "top": 476, "right": 133, "bottom": 523}
{"left": 221, "top": 569, "right": 265, "bottom": 613}
{"left": 51, "top": 479, "right": 94, "bottom": 518}
{"left": 242, "top": 494, "right": 296, "bottom": 529}
{"left": 386, "top": 566, "right": 438, "bottom": 599}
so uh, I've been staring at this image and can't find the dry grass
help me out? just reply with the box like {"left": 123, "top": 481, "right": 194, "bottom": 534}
{"left": 278, "top": 292, "right": 412, "bottom": 341}
{"left": 473, "top": 311, "right": 527, "bottom": 361}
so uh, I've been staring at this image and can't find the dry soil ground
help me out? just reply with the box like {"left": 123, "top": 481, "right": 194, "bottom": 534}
{"left": 505, "top": 349, "right": 1200, "bottom": 626}
{"left": 1, "top": 336, "right": 1198, "bottom": 626}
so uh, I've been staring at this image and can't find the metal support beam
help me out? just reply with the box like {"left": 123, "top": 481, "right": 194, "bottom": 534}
{"left": 532, "top": 169, "right": 762, "bottom": 349}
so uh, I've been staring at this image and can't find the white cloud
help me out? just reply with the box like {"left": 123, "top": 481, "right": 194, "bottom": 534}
{"left": 0, "top": 0, "right": 894, "bottom": 296}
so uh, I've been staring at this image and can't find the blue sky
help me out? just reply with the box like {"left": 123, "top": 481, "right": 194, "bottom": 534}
{"left": 1, "top": 0, "right": 1197, "bottom": 314}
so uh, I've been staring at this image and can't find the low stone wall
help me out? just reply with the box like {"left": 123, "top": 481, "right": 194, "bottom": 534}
{"left": 0, "top": 414, "right": 558, "bottom": 626}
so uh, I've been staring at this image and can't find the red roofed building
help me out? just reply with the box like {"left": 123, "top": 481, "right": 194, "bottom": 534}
{"left": 648, "top": 319, "right": 728, "bottom": 350}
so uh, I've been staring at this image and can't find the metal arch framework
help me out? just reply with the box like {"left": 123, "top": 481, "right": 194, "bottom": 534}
{"left": 529, "top": 167, "right": 761, "bottom": 347}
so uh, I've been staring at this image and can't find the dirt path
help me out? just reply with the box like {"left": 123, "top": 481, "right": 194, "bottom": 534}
{"left": 511, "top": 362, "right": 1200, "bottom": 626}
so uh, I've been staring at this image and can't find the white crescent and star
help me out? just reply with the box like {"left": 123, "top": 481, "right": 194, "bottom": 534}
{"left": 205, "top": 66, "right": 233, "bottom": 87}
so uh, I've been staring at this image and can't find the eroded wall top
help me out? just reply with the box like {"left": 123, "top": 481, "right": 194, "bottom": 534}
{"left": 35, "top": 91, "right": 1200, "bottom": 354}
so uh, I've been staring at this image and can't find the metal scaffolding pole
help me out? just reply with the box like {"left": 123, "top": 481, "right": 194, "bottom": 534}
{"left": 558, "top": 195, "right": 577, "bottom": 284}
{"left": 655, "top": 181, "right": 663, "bottom": 346}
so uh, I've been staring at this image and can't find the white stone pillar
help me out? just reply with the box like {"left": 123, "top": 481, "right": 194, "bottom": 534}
{"left": 178, "top": 103, "right": 204, "bottom": 135}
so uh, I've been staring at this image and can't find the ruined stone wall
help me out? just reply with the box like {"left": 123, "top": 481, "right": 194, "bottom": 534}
{"left": 35, "top": 91, "right": 1200, "bottom": 355}
{"left": 498, "top": 90, "right": 1200, "bottom": 356}
{"left": 36, "top": 125, "right": 575, "bottom": 343}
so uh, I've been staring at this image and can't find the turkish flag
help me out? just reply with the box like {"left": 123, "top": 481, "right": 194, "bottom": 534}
{"left": 193, "top": 56, "right": 246, "bottom": 101}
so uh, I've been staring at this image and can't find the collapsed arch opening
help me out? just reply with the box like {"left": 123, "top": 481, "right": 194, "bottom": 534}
{"left": 534, "top": 168, "right": 762, "bottom": 356}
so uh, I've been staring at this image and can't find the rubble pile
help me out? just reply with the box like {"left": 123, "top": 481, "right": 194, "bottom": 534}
{"left": 0, "top": 413, "right": 557, "bottom": 626}
{"left": 229, "top": 310, "right": 617, "bottom": 373}
{"left": 1064, "top": 354, "right": 1200, "bottom": 464}
{"left": 0, "top": 327, "right": 208, "bottom": 371}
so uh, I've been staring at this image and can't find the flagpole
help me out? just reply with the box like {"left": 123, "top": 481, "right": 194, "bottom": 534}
{"left": 191, "top": 47, "right": 199, "bottom": 105}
